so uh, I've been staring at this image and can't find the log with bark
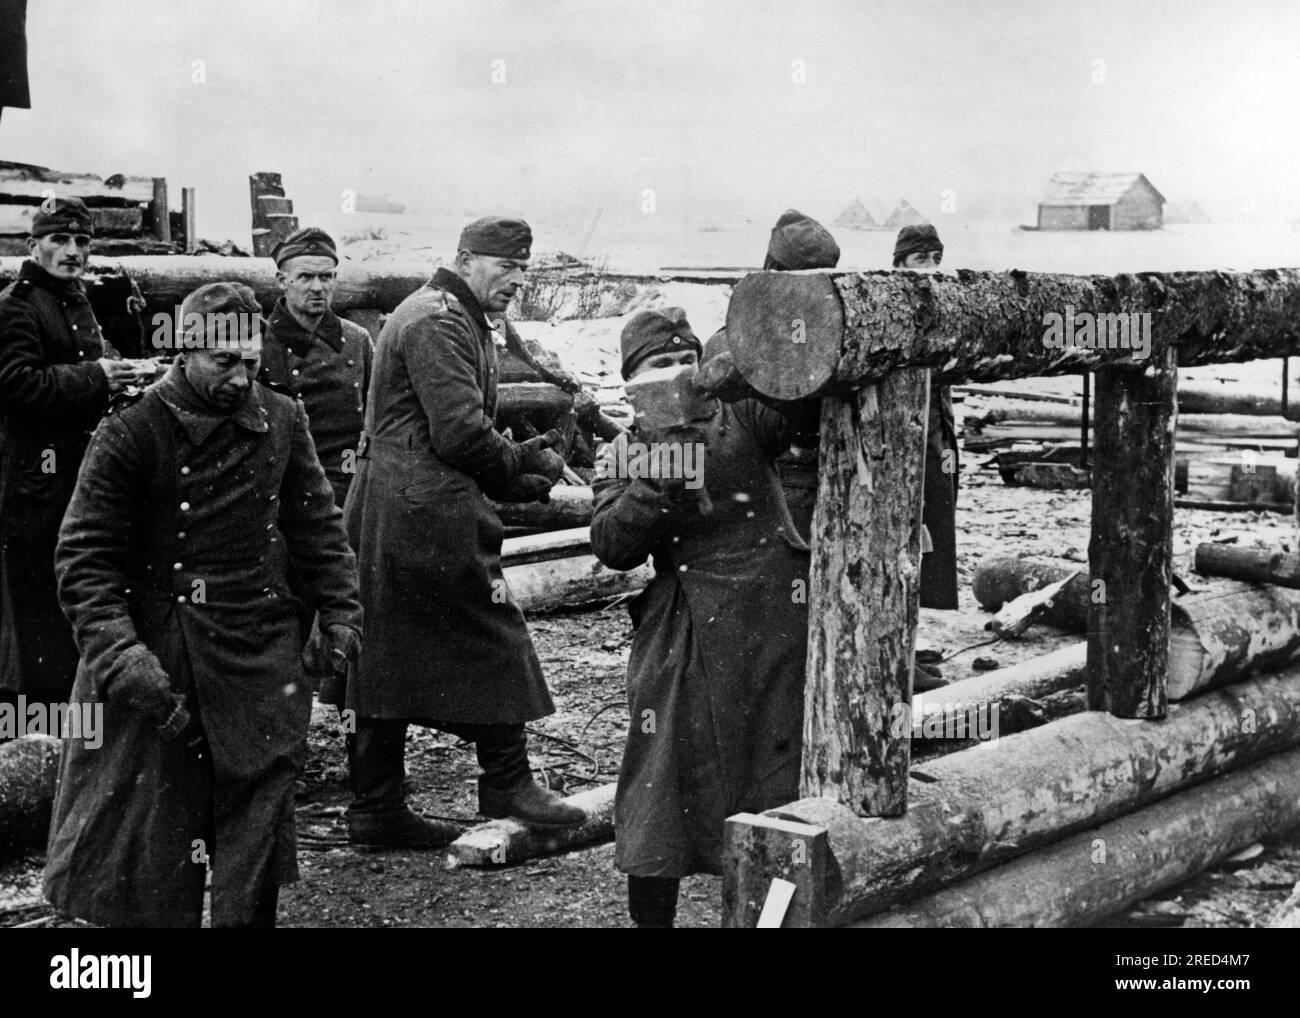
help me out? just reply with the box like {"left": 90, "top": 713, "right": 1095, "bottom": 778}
{"left": 1167, "top": 580, "right": 1300, "bottom": 700}
{"left": 500, "top": 526, "right": 592, "bottom": 567}
{"left": 1193, "top": 543, "right": 1300, "bottom": 589}
{"left": 723, "top": 665, "right": 1300, "bottom": 926}
{"left": 444, "top": 783, "right": 616, "bottom": 868}
{"left": 496, "top": 383, "right": 575, "bottom": 417}
{"left": 851, "top": 746, "right": 1300, "bottom": 927}
{"left": 802, "top": 375, "right": 929, "bottom": 816}
{"left": 723, "top": 268, "right": 1300, "bottom": 399}
{"left": 0, "top": 736, "right": 61, "bottom": 853}
{"left": 505, "top": 553, "right": 652, "bottom": 612}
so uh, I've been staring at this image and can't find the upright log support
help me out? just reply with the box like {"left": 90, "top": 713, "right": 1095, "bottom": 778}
{"left": 802, "top": 374, "right": 929, "bottom": 815}
{"left": 149, "top": 177, "right": 170, "bottom": 243}
{"left": 1087, "top": 349, "right": 1177, "bottom": 718}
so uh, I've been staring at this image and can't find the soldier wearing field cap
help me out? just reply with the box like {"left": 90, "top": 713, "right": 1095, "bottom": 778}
{"left": 45, "top": 281, "right": 362, "bottom": 927}
{"left": 342, "top": 215, "right": 584, "bottom": 847}
{"left": 892, "top": 223, "right": 959, "bottom": 610}
{"left": 262, "top": 226, "right": 373, "bottom": 508}
{"left": 0, "top": 197, "right": 137, "bottom": 712}
{"left": 592, "top": 307, "right": 812, "bottom": 927}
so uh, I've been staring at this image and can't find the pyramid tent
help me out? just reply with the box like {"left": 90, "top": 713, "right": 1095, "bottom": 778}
{"left": 834, "top": 197, "right": 878, "bottom": 230}
{"left": 882, "top": 199, "right": 927, "bottom": 230}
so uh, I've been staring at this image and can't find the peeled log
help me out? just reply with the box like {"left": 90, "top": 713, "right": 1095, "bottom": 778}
{"left": 728, "top": 665, "right": 1300, "bottom": 926}
{"left": 852, "top": 747, "right": 1300, "bottom": 927}
{"left": 974, "top": 399, "right": 1300, "bottom": 438}
{"left": 0, "top": 736, "right": 61, "bottom": 852}
{"left": 1194, "top": 543, "right": 1300, "bottom": 589}
{"left": 1167, "top": 580, "right": 1300, "bottom": 700}
{"left": 496, "top": 382, "right": 574, "bottom": 416}
{"left": 506, "top": 553, "right": 652, "bottom": 612}
{"left": 724, "top": 268, "right": 1300, "bottom": 399}
{"left": 445, "top": 783, "right": 616, "bottom": 868}
{"left": 491, "top": 485, "right": 593, "bottom": 530}
{"left": 500, "top": 527, "right": 592, "bottom": 567}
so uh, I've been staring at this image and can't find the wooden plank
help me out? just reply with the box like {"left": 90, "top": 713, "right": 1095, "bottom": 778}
{"left": 500, "top": 526, "right": 592, "bottom": 566}
{"left": 851, "top": 746, "right": 1300, "bottom": 927}
{"left": 802, "top": 373, "right": 928, "bottom": 816}
{"left": 1087, "top": 353, "right": 1176, "bottom": 718}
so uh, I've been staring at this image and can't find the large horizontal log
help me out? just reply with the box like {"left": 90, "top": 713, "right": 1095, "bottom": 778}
{"left": 852, "top": 746, "right": 1300, "bottom": 927}
{"left": 972, "top": 556, "right": 1092, "bottom": 630}
{"left": 1193, "top": 543, "right": 1300, "bottom": 589}
{"left": 0, "top": 736, "right": 61, "bottom": 853}
{"left": 1179, "top": 380, "right": 1300, "bottom": 419}
{"left": 505, "top": 553, "right": 651, "bottom": 612}
{"left": 1168, "top": 580, "right": 1300, "bottom": 700}
{"left": 0, "top": 255, "right": 433, "bottom": 320}
{"left": 444, "top": 783, "right": 616, "bottom": 868}
{"left": 491, "top": 485, "right": 593, "bottom": 530}
{"left": 725, "top": 269, "right": 1300, "bottom": 399}
{"left": 973, "top": 399, "right": 1300, "bottom": 438}
{"left": 728, "top": 666, "right": 1300, "bottom": 926}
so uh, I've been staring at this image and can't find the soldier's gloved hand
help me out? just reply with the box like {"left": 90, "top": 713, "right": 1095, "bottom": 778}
{"left": 107, "top": 645, "right": 175, "bottom": 722}
{"left": 303, "top": 623, "right": 360, "bottom": 675}
{"left": 519, "top": 429, "right": 566, "bottom": 483}
{"left": 97, "top": 357, "right": 138, "bottom": 394}
{"left": 503, "top": 473, "right": 554, "bottom": 504}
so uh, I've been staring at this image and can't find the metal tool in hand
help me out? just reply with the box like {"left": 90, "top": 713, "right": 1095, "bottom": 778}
{"left": 625, "top": 363, "right": 715, "bottom": 513}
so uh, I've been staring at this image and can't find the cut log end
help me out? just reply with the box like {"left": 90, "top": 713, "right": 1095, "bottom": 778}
{"left": 726, "top": 271, "right": 843, "bottom": 401}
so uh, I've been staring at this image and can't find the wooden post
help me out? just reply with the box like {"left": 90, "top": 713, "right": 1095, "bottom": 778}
{"left": 1087, "top": 347, "right": 1177, "bottom": 718}
{"left": 802, "top": 372, "right": 929, "bottom": 815}
{"left": 181, "top": 186, "right": 196, "bottom": 254}
{"left": 149, "top": 177, "right": 170, "bottom": 243}
{"left": 249, "top": 171, "right": 298, "bottom": 258}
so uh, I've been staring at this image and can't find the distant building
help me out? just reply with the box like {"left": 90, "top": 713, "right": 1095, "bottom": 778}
{"left": 1164, "top": 200, "right": 1211, "bottom": 225}
{"left": 1037, "top": 172, "right": 1165, "bottom": 231}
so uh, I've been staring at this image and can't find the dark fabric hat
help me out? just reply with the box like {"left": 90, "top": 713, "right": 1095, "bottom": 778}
{"left": 179, "top": 282, "right": 264, "bottom": 351}
{"left": 31, "top": 196, "right": 94, "bottom": 238}
{"left": 893, "top": 223, "right": 943, "bottom": 264}
{"left": 764, "top": 209, "right": 839, "bottom": 270}
{"left": 620, "top": 307, "right": 702, "bottom": 380}
{"left": 458, "top": 216, "right": 532, "bottom": 260}
{"left": 272, "top": 226, "right": 338, "bottom": 266}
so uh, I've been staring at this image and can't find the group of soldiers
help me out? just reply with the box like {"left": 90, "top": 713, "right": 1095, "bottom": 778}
{"left": 0, "top": 197, "right": 955, "bottom": 928}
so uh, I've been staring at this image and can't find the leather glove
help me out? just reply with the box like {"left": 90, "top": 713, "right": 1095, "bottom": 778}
{"left": 303, "top": 622, "right": 361, "bottom": 676}
{"left": 108, "top": 645, "right": 176, "bottom": 722}
{"left": 499, "top": 472, "right": 554, "bottom": 503}
{"left": 519, "top": 429, "right": 566, "bottom": 483}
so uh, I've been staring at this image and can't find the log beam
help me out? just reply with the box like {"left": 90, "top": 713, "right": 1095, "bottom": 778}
{"left": 723, "top": 665, "right": 1300, "bottom": 927}
{"left": 1193, "top": 543, "right": 1300, "bottom": 589}
{"left": 444, "top": 783, "right": 616, "bottom": 868}
{"left": 491, "top": 484, "right": 593, "bottom": 531}
{"left": 1087, "top": 352, "right": 1177, "bottom": 718}
{"left": 724, "top": 268, "right": 1300, "bottom": 399}
{"left": 851, "top": 746, "right": 1300, "bottom": 927}
{"left": 802, "top": 374, "right": 929, "bottom": 815}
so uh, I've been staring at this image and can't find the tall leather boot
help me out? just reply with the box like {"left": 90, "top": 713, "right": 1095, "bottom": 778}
{"left": 470, "top": 723, "right": 586, "bottom": 829}
{"left": 345, "top": 718, "right": 460, "bottom": 848}
{"left": 628, "top": 875, "right": 680, "bottom": 928}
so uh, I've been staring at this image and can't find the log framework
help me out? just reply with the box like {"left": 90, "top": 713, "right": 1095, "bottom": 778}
{"left": 718, "top": 267, "right": 1300, "bottom": 927}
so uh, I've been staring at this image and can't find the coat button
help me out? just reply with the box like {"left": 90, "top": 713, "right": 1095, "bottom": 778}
{"left": 176, "top": 595, "right": 187, "bottom": 604}
{"left": 267, "top": 493, "right": 278, "bottom": 502}
{"left": 292, "top": 369, "right": 300, "bottom": 376}
{"left": 177, "top": 531, "right": 187, "bottom": 540}
{"left": 180, "top": 465, "right": 191, "bottom": 475}
{"left": 347, "top": 359, "right": 355, "bottom": 366}
{"left": 173, "top": 562, "right": 183, "bottom": 571}
{"left": 180, "top": 501, "right": 191, "bottom": 511}
{"left": 71, "top": 324, "right": 78, "bottom": 331}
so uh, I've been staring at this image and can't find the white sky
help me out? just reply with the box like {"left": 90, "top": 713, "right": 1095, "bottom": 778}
{"left": 3, "top": 0, "right": 1298, "bottom": 235}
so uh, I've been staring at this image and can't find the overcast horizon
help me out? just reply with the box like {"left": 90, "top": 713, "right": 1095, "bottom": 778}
{"left": 2, "top": 0, "right": 1298, "bottom": 240}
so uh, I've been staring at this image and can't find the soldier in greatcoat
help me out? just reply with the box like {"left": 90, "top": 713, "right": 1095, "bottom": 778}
{"left": 44, "top": 282, "right": 363, "bottom": 927}
{"left": 342, "top": 216, "right": 584, "bottom": 847}
{"left": 0, "top": 197, "right": 136, "bottom": 712}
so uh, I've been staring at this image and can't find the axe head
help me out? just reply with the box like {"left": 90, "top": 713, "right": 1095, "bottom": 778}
{"left": 625, "top": 363, "right": 714, "bottom": 433}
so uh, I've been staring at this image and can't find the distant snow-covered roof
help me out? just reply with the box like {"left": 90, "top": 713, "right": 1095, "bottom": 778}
{"left": 1039, "top": 172, "right": 1165, "bottom": 207}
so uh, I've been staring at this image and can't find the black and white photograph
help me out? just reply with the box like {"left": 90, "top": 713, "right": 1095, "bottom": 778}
{"left": 1, "top": 0, "right": 1299, "bottom": 962}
